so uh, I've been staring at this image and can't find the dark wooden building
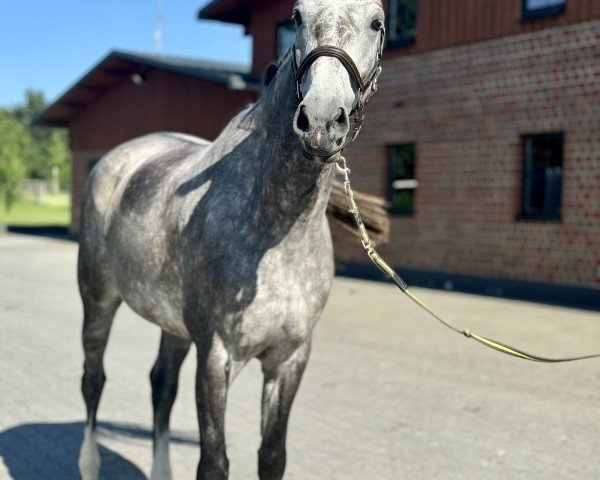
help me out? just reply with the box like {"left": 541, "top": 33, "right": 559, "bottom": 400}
{"left": 36, "top": 50, "right": 258, "bottom": 229}
{"left": 37, "top": 0, "right": 599, "bottom": 307}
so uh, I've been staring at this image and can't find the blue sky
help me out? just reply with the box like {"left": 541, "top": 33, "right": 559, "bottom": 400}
{"left": 0, "top": 1, "right": 251, "bottom": 108}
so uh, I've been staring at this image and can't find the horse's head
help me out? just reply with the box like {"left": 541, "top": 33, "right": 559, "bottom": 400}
{"left": 290, "top": 0, "right": 385, "bottom": 161}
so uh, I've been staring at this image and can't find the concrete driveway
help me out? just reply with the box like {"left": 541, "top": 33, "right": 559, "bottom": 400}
{"left": 1, "top": 233, "right": 599, "bottom": 480}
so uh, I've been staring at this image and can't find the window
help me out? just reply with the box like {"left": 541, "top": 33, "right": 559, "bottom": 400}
{"left": 276, "top": 21, "right": 296, "bottom": 59}
{"left": 522, "top": 0, "right": 566, "bottom": 20}
{"left": 388, "top": 144, "right": 417, "bottom": 215}
{"left": 520, "top": 133, "right": 563, "bottom": 220}
{"left": 387, "top": 0, "right": 417, "bottom": 47}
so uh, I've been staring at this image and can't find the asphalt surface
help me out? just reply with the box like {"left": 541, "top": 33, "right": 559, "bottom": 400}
{"left": 1, "top": 233, "right": 599, "bottom": 480}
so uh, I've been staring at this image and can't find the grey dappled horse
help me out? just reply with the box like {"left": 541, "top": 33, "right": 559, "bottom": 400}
{"left": 77, "top": 1, "right": 385, "bottom": 479}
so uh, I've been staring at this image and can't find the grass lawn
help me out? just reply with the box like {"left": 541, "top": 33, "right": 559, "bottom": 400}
{"left": 0, "top": 193, "right": 71, "bottom": 227}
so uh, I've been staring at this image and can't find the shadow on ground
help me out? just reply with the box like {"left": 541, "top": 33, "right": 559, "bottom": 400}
{"left": 5, "top": 226, "right": 76, "bottom": 242}
{"left": 0, "top": 421, "right": 198, "bottom": 479}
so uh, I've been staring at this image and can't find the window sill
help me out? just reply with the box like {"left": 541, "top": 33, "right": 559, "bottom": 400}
{"left": 521, "top": 4, "right": 565, "bottom": 21}
{"left": 385, "top": 37, "right": 416, "bottom": 50}
{"left": 516, "top": 213, "right": 562, "bottom": 222}
{"left": 389, "top": 211, "right": 415, "bottom": 217}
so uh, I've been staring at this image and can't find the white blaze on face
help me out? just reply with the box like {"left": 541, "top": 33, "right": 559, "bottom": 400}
{"left": 293, "top": 0, "right": 386, "bottom": 119}
{"left": 78, "top": 424, "right": 100, "bottom": 480}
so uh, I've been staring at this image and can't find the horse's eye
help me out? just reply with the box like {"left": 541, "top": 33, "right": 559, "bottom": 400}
{"left": 292, "top": 10, "right": 303, "bottom": 27}
{"left": 371, "top": 19, "right": 384, "bottom": 31}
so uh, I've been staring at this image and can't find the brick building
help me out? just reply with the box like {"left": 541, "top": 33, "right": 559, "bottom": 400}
{"left": 37, "top": 0, "right": 599, "bottom": 307}
{"left": 200, "top": 0, "right": 599, "bottom": 306}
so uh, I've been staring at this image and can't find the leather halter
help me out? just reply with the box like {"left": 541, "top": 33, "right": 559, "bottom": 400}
{"left": 291, "top": 30, "right": 385, "bottom": 144}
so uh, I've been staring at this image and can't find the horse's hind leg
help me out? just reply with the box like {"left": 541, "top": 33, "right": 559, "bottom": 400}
{"left": 258, "top": 340, "right": 311, "bottom": 480}
{"left": 150, "top": 331, "right": 192, "bottom": 480}
{"left": 78, "top": 291, "right": 121, "bottom": 480}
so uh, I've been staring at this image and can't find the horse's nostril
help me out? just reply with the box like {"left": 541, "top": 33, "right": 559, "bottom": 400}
{"left": 329, "top": 108, "right": 349, "bottom": 139}
{"left": 296, "top": 106, "right": 310, "bottom": 133}
{"left": 335, "top": 108, "right": 348, "bottom": 127}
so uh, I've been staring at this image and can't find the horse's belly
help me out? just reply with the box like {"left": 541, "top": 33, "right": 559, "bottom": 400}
{"left": 120, "top": 278, "right": 190, "bottom": 339}
{"left": 107, "top": 220, "right": 190, "bottom": 339}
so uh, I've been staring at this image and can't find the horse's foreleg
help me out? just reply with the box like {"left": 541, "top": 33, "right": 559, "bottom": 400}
{"left": 150, "top": 331, "right": 192, "bottom": 480}
{"left": 258, "top": 340, "right": 311, "bottom": 480}
{"left": 195, "top": 334, "right": 230, "bottom": 480}
{"left": 78, "top": 294, "right": 121, "bottom": 480}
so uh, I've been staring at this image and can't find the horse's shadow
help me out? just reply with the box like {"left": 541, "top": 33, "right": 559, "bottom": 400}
{"left": 0, "top": 421, "right": 197, "bottom": 479}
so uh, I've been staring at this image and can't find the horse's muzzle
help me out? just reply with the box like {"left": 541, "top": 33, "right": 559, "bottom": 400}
{"left": 300, "top": 144, "right": 341, "bottom": 164}
{"left": 293, "top": 102, "right": 350, "bottom": 159}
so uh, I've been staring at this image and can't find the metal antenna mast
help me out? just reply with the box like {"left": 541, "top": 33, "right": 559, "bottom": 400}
{"left": 154, "top": 0, "right": 163, "bottom": 54}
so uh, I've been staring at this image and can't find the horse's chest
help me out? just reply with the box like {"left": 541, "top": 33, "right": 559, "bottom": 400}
{"left": 217, "top": 237, "right": 334, "bottom": 356}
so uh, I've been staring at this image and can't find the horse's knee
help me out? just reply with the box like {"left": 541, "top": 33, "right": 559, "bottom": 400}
{"left": 150, "top": 362, "right": 166, "bottom": 405}
{"left": 151, "top": 333, "right": 190, "bottom": 409}
{"left": 81, "top": 366, "right": 106, "bottom": 413}
{"left": 80, "top": 296, "right": 120, "bottom": 355}
{"left": 150, "top": 360, "right": 179, "bottom": 412}
{"left": 258, "top": 444, "right": 286, "bottom": 480}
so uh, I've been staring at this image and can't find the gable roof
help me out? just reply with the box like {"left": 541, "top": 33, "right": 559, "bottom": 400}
{"left": 198, "top": 0, "right": 253, "bottom": 25}
{"left": 34, "top": 50, "right": 258, "bottom": 127}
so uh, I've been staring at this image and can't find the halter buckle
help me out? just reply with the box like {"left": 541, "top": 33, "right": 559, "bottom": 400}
{"left": 351, "top": 117, "right": 363, "bottom": 142}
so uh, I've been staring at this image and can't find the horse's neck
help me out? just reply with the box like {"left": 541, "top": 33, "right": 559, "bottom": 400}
{"left": 248, "top": 55, "right": 335, "bottom": 231}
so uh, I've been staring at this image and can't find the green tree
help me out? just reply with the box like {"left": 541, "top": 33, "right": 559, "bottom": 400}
{"left": 11, "top": 89, "right": 71, "bottom": 184}
{"left": 11, "top": 89, "right": 46, "bottom": 123}
{"left": 47, "top": 129, "right": 72, "bottom": 189}
{"left": 0, "top": 109, "right": 30, "bottom": 211}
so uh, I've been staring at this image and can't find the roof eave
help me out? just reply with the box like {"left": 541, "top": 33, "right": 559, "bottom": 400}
{"left": 197, "top": 0, "right": 250, "bottom": 26}
{"left": 32, "top": 114, "right": 68, "bottom": 128}
{"left": 33, "top": 50, "right": 259, "bottom": 128}
{"left": 33, "top": 51, "right": 120, "bottom": 127}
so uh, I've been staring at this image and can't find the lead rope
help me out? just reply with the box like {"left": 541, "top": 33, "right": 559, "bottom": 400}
{"left": 335, "top": 156, "right": 600, "bottom": 363}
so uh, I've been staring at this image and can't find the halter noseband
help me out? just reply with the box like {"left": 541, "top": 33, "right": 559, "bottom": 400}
{"left": 291, "top": 30, "right": 385, "bottom": 144}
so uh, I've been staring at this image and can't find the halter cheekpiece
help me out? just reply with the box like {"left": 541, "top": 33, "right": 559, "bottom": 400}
{"left": 291, "top": 30, "right": 385, "bottom": 143}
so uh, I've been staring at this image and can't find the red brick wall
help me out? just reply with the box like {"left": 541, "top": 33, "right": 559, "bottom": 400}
{"left": 245, "top": 0, "right": 599, "bottom": 77}
{"left": 344, "top": 20, "right": 599, "bottom": 287}
{"left": 381, "top": 0, "right": 600, "bottom": 58}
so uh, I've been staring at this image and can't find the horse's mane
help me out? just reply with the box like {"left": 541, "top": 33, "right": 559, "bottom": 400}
{"left": 237, "top": 50, "right": 293, "bottom": 132}
{"left": 263, "top": 49, "right": 292, "bottom": 87}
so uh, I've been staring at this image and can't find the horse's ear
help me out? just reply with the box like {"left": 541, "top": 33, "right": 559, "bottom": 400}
{"left": 264, "top": 63, "right": 279, "bottom": 86}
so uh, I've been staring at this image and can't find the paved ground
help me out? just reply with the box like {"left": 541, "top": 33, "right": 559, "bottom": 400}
{"left": 0, "top": 233, "right": 599, "bottom": 480}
